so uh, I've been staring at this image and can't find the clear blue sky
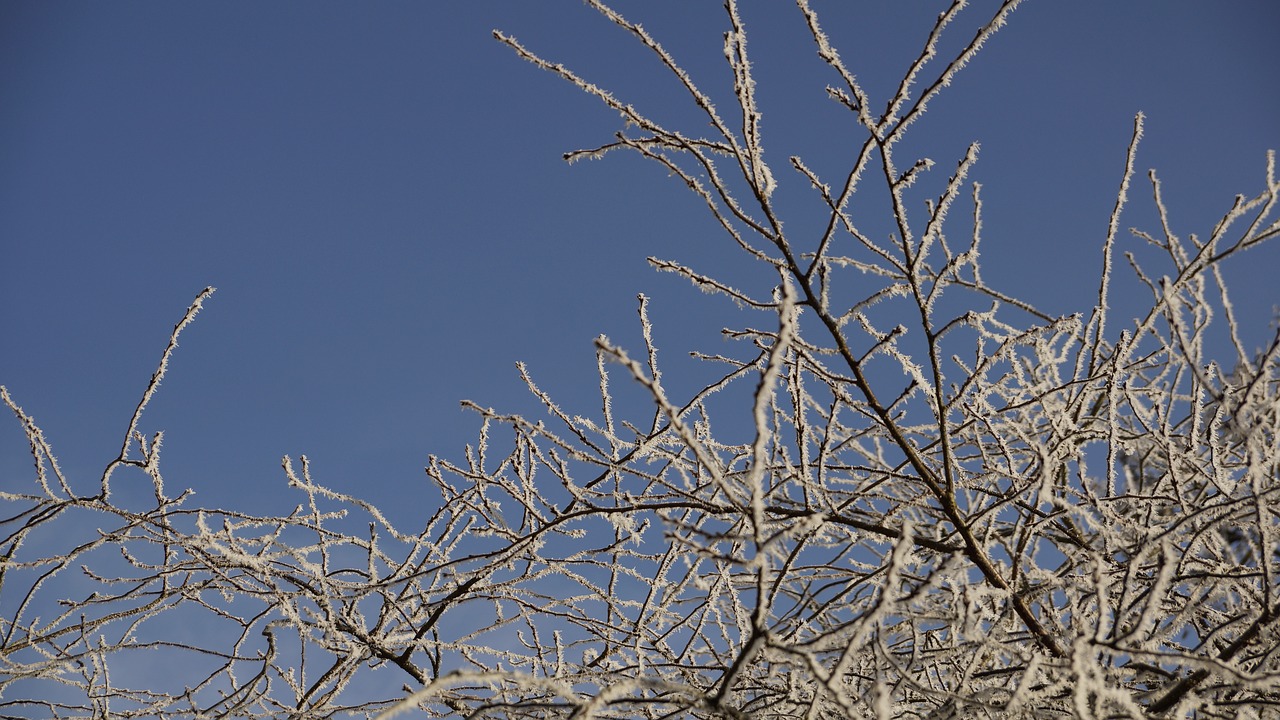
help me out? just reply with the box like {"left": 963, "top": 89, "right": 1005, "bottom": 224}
{"left": 2, "top": 1, "right": 1277, "bottom": 524}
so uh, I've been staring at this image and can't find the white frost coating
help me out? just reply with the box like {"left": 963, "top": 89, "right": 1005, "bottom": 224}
{"left": 5, "top": 3, "right": 1280, "bottom": 718}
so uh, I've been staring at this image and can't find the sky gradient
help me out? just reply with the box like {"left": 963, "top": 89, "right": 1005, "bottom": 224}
{"left": 2, "top": 1, "right": 1277, "bottom": 525}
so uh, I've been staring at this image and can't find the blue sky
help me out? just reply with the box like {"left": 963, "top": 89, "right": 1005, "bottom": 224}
{"left": 1, "top": 1, "right": 1277, "bottom": 525}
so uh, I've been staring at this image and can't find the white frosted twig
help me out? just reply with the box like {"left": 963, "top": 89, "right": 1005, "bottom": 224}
{"left": 746, "top": 279, "right": 798, "bottom": 545}
{"left": 648, "top": 257, "right": 776, "bottom": 309}
{"left": 594, "top": 336, "right": 735, "bottom": 507}
{"left": 117, "top": 287, "right": 215, "bottom": 465}
{"left": 885, "top": 0, "right": 1026, "bottom": 143}
{"left": 1089, "top": 113, "right": 1144, "bottom": 375}
{"left": 1, "top": 386, "right": 72, "bottom": 499}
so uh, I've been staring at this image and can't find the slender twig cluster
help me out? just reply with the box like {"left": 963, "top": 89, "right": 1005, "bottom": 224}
{"left": 3, "top": 2, "right": 1278, "bottom": 718}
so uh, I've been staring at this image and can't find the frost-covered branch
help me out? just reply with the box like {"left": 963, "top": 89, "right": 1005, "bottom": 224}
{"left": 4, "top": 2, "right": 1278, "bottom": 718}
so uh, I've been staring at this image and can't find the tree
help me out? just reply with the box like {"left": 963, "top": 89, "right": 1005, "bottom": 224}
{"left": 3, "top": 1, "right": 1278, "bottom": 717}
